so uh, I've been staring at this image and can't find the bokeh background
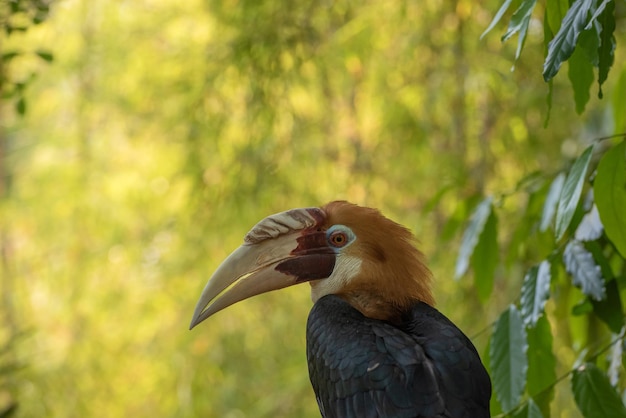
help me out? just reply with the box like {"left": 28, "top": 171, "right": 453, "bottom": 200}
{"left": 1, "top": 0, "right": 625, "bottom": 416}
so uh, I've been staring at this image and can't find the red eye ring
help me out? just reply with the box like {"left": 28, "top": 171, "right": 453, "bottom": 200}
{"left": 329, "top": 231, "right": 348, "bottom": 247}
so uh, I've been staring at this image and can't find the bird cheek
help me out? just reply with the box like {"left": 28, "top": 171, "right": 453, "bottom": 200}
{"left": 275, "top": 254, "right": 336, "bottom": 282}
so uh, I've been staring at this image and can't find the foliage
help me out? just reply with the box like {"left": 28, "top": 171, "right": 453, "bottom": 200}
{"left": 0, "top": 0, "right": 53, "bottom": 115}
{"left": 0, "top": 0, "right": 624, "bottom": 417}
{"left": 482, "top": 0, "right": 618, "bottom": 115}
{"left": 457, "top": 2, "right": 626, "bottom": 416}
{"left": 460, "top": 138, "right": 626, "bottom": 416}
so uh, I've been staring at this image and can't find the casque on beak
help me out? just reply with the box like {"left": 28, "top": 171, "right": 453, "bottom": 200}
{"left": 189, "top": 207, "right": 334, "bottom": 329}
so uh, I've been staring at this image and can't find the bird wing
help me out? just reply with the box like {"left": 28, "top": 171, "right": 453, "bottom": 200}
{"left": 306, "top": 295, "right": 491, "bottom": 418}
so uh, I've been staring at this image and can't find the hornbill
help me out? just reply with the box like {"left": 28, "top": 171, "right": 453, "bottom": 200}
{"left": 190, "top": 201, "right": 492, "bottom": 418}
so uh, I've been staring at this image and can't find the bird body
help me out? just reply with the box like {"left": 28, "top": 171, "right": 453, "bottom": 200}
{"left": 307, "top": 295, "right": 490, "bottom": 418}
{"left": 190, "top": 201, "right": 491, "bottom": 417}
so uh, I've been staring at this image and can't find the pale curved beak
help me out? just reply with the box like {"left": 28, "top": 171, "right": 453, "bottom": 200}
{"left": 189, "top": 207, "right": 338, "bottom": 329}
{"left": 189, "top": 232, "right": 307, "bottom": 329}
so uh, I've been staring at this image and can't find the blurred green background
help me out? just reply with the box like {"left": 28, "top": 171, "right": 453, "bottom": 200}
{"left": 1, "top": 0, "right": 624, "bottom": 416}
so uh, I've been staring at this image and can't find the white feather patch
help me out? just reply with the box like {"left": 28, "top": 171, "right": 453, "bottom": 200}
{"left": 311, "top": 255, "right": 362, "bottom": 302}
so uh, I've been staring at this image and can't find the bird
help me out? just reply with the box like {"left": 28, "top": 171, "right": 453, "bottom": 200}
{"left": 189, "top": 201, "right": 492, "bottom": 418}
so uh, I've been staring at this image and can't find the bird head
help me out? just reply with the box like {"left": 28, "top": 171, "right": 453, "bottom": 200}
{"left": 189, "top": 201, "right": 433, "bottom": 329}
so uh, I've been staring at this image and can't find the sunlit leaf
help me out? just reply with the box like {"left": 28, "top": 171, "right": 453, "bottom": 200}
{"left": 526, "top": 317, "right": 556, "bottom": 416}
{"left": 521, "top": 261, "right": 551, "bottom": 327}
{"left": 491, "top": 305, "right": 528, "bottom": 413}
{"left": 575, "top": 205, "right": 603, "bottom": 241}
{"left": 597, "top": 0, "right": 616, "bottom": 98}
{"left": 563, "top": 240, "right": 606, "bottom": 301}
{"left": 594, "top": 141, "right": 626, "bottom": 258}
{"left": 511, "top": 399, "right": 544, "bottom": 418}
{"left": 555, "top": 145, "right": 593, "bottom": 240}
{"left": 543, "top": 0, "right": 594, "bottom": 81}
{"left": 471, "top": 209, "right": 498, "bottom": 302}
{"left": 455, "top": 197, "right": 492, "bottom": 279}
{"left": 545, "top": 0, "right": 570, "bottom": 34}
{"left": 572, "top": 363, "right": 626, "bottom": 418}
{"left": 480, "top": 0, "right": 515, "bottom": 40}
{"left": 540, "top": 172, "right": 565, "bottom": 232}
{"left": 567, "top": 35, "right": 594, "bottom": 114}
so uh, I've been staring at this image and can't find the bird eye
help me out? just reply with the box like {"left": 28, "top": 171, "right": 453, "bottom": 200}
{"left": 326, "top": 225, "right": 355, "bottom": 249}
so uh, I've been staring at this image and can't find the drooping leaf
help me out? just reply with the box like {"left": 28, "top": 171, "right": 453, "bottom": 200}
{"left": 455, "top": 197, "right": 492, "bottom": 279}
{"left": 575, "top": 204, "right": 603, "bottom": 241}
{"left": 521, "top": 261, "right": 552, "bottom": 326}
{"left": 591, "top": 279, "right": 624, "bottom": 334}
{"left": 597, "top": 0, "right": 616, "bottom": 98}
{"left": 571, "top": 363, "right": 626, "bottom": 418}
{"left": 526, "top": 317, "right": 556, "bottom": 416}
{"left": 490, "top": 305, "right": 528, "bottom": 413}
{"left": 555, "top": 145, "right": 593, "bottom": 240}
{"left": 563, "top": 240, "right": 606, "bottom": 301}
{"left": 540, "top": 173, "right": 565, "bottom": 232}
{"left": 543, "top": 0, "right": 594, "bottom": 81}
{"left": 586, "top": 0, "right": 613, "bottom": 28}
{"left": 545, "top": 0, "right": 570, "bottom": 34}
{"left": 480, "top": 0, "right": 515, "bottom": 40}
{"left": 503, "top": 0, "right": 538, "bottom": 68}
{"left": 502, "top": 0, "right": 537, "bottom": 42}
{"left": 471, "top": 209, "right": 498, "bottom": 302}
{"left": 594, "top": 141, "right": 626, "bottom": 258}
{"left": 567, "top": 33, "right": 594, "bottom": 114}
{"left": 511, "top": 399, "right": 544, "bottom": 418}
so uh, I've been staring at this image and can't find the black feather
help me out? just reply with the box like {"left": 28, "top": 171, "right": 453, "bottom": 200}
{"left": 306, "top": 295, "right": 491, "bottom": 418}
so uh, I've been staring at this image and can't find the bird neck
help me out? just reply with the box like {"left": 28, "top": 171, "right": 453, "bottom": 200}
{"left": 338, "top": 291, "right": 413, "bottom": 325}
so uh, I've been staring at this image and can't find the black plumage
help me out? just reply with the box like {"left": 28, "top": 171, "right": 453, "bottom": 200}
{"left": 306, "top": 295, "right": 491, "bottom": 418}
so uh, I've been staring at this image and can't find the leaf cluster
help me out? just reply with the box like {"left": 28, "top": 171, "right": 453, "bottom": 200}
{"left": 456, "top": 139, "right": 626, "bottom": 417}
{"left": 0, "top": 0, "right": 54, "bottom": 115}
{"left": 482, "top": 0, "right": 618, "bottom": 115}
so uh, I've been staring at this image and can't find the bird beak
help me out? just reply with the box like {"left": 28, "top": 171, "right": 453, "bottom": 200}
{"left": 189, "top": 208, "right": 333, "bottom": 329}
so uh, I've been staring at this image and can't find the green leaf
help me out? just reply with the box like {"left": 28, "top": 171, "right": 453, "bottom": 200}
{"left": 502, "top": 0, "right": 537, "bottom": 42}
{"left": 567, "top": 32, "right": 594, "bottom": 114}
{"left": 594, "top": 141, "right": 626, "bottom": 258}
{"left": 564, "top": 240, "right": 606, "bottom": 301}
{"left": 540, "top": 173, "right": 565, "bottom": 232}
{"left": 521, "top": 261, "right": 551, "bottom": 326}
{"left": 16, "top": 97, "right": 26, "bottom": 115}
{"left": 35, "top": 50, "right": 54, "bottom": 62}
{"left": 511, "top": 399, "right": 544, "bottom": 418}
{"left": 490, "top": 305, "right": 528, "bottom": 412}
{"left": 572, "top": 363, "right": 626, "bottom": 418}
{"left": 455, "top": 197, "right": 493, "bottom": 279}
{"left": 543, "top": 0, "right": 593, "bottom": 81}
{"left": 591, "top": 279, "right": 624, "bottom": 334}
{"left": 527, "top": 316, "right": 556, "bottom": 415}
{"left": 597, "top": 0, "right": 616, "bottom": 98}
{"left": 1, "top": 51, "right": 21, "bottom": 61}
{"left": 555, "top": 145, "right": 593, "bottom": 240}
{"left": 471, "top": 209, "right": 498, "bottom": 302}
{"left": 480, "top": 0, "right": 515, "bottom": 40}
{"left": 545, "top": 0, "right": 570, "bottom": 34}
